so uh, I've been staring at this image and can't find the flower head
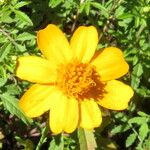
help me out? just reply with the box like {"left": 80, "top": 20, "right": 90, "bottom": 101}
{"left": 16, "top": 24, "right": 133, "bottom": 134}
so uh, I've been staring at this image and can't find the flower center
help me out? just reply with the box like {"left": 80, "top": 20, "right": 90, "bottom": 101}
{"left": 57, "top": 61, "right": 104, "bottom": 100}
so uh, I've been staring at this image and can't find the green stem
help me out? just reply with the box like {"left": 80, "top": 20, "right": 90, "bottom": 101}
{"left": 127, "top": 123, "right": 142, "bottom": 143}
{"left": 35, "top": 126, "right": 49, "bottom": 150}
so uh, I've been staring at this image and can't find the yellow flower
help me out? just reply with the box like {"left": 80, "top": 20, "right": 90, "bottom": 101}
{"left": 16, "top": 24, "right": 133, "bottom": 134}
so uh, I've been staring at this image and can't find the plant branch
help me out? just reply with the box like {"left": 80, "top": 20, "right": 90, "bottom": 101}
{"left": 99, "top": 0, "right": 124, "bottom": 41}
{"left": 0, "top": 27, "right": 18, "bottom": 47}
{"left": 127, "top": 123, "right": 142, "bottom": 143}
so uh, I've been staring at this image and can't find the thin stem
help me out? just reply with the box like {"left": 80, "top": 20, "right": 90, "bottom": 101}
{"left": 99, "top": 0, "right": 124, "bottom": 41}
{"left": 127, "top": 123, "right": 142, "bottom": 142}
{"left": 35, "top": 126, "right": 49, "bottom": 150}
{"left": 0, "top": 27, "right": 18, "bottom": 47}
{"left": 71, "top": 11, "right": 80, "bottom": 32}
{"left": 71, "top": 0, "right": 85, "bottom": 32}
{"left": 135, "top": 25, "right": 146, "bottom": 43}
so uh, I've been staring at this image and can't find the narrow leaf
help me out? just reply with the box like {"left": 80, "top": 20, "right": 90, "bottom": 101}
{"left": 0, "top": 43, "right": 11, "bottom": 62}
{"left": 0, "top": 93, "right": 32, "bottom": 125}
{"left": 16, "top": 32, "right": 35, "bottom": 41}
{"left": 128, "top": 117, "right": 148, "bottom": 125}
{"left": 111, "top": 124, "right": 130, "bottom": 135}
{"left": 14, "top": 1, "right": 31, "bottom": 9}
{"left": 126, "top": 133, "right": 137, "bottom": 147}
{"left": 13, "top": 10, "right": 33, "bottom": 25}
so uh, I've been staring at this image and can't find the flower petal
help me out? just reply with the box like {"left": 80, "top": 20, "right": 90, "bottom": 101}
{"left": 50, "top": 94, "right": 79, "bottom": 134}
{"left": 70, "top": 26, "right": 98, "bottom": 63}
{"left": 79, "top": 99, "right": 102, "bottom": 129}
{"left": 97, "top": 80, "right": 134, "bottom": 110}
{"left": 37, "top": 24, "right": 72, "bottom": 64}
{"left": 19, "top": 84, "right": 59, "bottom": 118}
{"left": 16, "top": 56, "right": 57, "bottom": 84}
{"left": 91, "top": 47, "right": 129, "bottom": 81}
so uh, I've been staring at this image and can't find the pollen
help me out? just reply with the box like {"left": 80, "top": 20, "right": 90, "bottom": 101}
{"left": 57, "top": 61, "right": 104, "bottom": 99}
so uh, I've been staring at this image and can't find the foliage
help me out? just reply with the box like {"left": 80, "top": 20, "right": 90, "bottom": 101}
{"left": 0, "top": 0, "right": 150, "bottom": 149}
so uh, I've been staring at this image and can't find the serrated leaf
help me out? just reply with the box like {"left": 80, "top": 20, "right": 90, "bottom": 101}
{"left": 5, "top": 84, "right": 20, "bottom": 95}
{"left": 126, "top": 133, "right": 137, "bottom": 147}
{"left": 15, "top": 44, "right": 26, "bottom": 52}
{"left": 16, "top": 32, "right": 35, "bottom": 41}
{"left": 139, "top": 123, "right": 149, "bottom": 141}
{"left": 133, "top": 63, "right": 143, "bottom": 77}
{"left": 0, "top": 43, "right": 11, "bottom": 62}
{"left": 91, "top": 2, "right": 109, "bottom": 18}
{"left": 78, "top": 128, "right": 97, "bottom": 150}
{"left": 115, "top": 6, "right": 125, "bottom": 18}
{"left": 111, "top": 124, "right": 130, "bottom": 135}
{"left": 13, "top": 10, "right": 33, "bottom": 25}
{"left": 128, "top": 117, "right": 148, "bottom": 125}
{"left": 0, "top": 93, "right": 32, "bottom": 125}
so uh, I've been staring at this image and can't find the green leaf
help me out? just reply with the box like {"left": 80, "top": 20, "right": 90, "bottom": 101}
{"left": 13, "top": 10, "right": 33, "bottom": 25}
{"left": 137, "top": 111, "right": 150, "bottom": 117}
{"left": 5, "top": 84, "right": 20, "bottom": 95}
{"left": 91, "top": 2, "right": 109, "bottom": 18}
{"left": 111, "top": 124, "right": 130, "bottom": 135}
{"left": 48, "top": 134, "right": 64, "bottom": 150}
{"left": 0, "top": 93, "right": 32, "bottom": 125}
{"left": 0, "top": 66, "right": 7, "bottom": 87}
{"left": 139, "top": 123, "right": 149, "bottom": 141}
{"left": 117, "top": 13, "right": 133, "bottom": 20}
{"left": 14, "top": 1, "right": 31, "bottom": 9}
{"left": 133, "top": 63, "right": 143, "bottom": 77}
{"left": 0, "top": 43, "right": 11, "bottom": 62}
{"left": 36, "top": 126, "right": 49, "bottom": 150}
{"left": 115, "top": 6, "right": 125, "bottom": 18}
{"left": 84, "top": 2, "right": 91, "bottom": 16}
{"left": 16, "top": 32, "right": 35, "bottom": 41}
{"left": 136, "top": 142, "right": 143, "bottom": 150}
{"left": 126, "top": 133, "right": 137, "bottom": 147}
{"left": 15, "top": 44, "right": 26, "bottom": 52}
{"left": 49, "top": 0, "right": 63, "bottom": 8}
{"left": 78, "top": 128, "right": 97, "bottom": 150}
{"left": 135, "top": 16, "right": 140, "bottom": 28}
{"left": 131, "top": 63, "right": 143, "bottom": 89}
{"left": 128, "top": 117, "right": 148, "bottom": 125}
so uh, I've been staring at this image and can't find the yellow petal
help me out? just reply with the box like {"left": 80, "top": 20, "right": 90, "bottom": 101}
{"left": 19, "top": 84, "right": 59, "bottom": 117}
{"left": 79, "top": 99, "right": 102, "bottom": 129}
{"left": 97, "top": 80, "right": 134, "bottom": 110}
{"left": 37, "top": 24, "right": 72, "bottom": 64}
{"left": 16, "top": 56, "right": 57, "bottom": 84}
{"left": 91, "top": 47, "right": 129, "bottom": 81}
{"left": 50, "top": 94, "right": 79, "bottom": 134}
{"left": 70, "top": 26, "right": 98, "bottom": 63}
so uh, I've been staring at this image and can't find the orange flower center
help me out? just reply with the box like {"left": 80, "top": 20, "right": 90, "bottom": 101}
{"left": 57, "top": 61, "right": 105, "bottom": 100}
